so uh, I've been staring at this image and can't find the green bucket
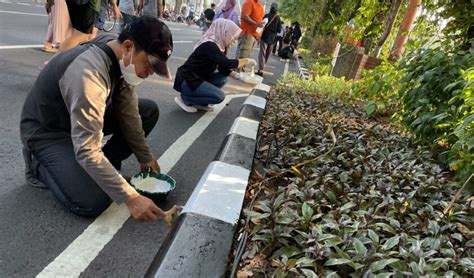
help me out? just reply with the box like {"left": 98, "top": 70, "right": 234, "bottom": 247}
{"left": 130, "top": 172, "right": 176, "bottom": 204}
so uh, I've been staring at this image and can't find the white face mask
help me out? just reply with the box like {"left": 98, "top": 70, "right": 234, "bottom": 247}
{"left": 119, "top": 45, "right": 145, "bottom": 86}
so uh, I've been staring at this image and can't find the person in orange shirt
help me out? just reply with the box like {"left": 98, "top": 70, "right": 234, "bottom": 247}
{"left": 235, "top": 0, "right": 264, "bottom": 63}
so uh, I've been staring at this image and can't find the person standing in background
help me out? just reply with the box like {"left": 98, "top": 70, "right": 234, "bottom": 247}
{"left": 120, "top": 0, "right": 139, "bottom": 31}
{"left": 235, "top": 0, "right": 264, "bottom": 64}
{"left": 214, "top": 0, "right": 239, "bottom": 26}
{"left": 52, "top": 0, "right": 73, "bottom": 47}
{"left": 291, "top": 21, "right": 302, "bottom": 48}
{"left": 272, "top": 21, "right": 285, "bottom": 55}
{"left": 256, "top": 2, "right": 281, "bottom": 76}
{"left": 57, "top": 0, "right": 121, "bottom": 53}
{"left": 43, "top": 0, "right": 56, "bottom": 52}
{"left": 58, "top": 0, "right": 102, "bottom": 53}
{"left": 92, "top": 0, "right": 121, "bottom": 39}
{"left": 43, "top": 0, "right": 73, "bottom": 52}
{"left": 142, "top": 0, "right": 159, "bottom": 17}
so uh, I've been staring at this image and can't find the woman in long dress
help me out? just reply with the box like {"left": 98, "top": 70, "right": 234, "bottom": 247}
{"left": 51, "top": 0, "right": 73, "bottom": 48}
{"left": 42, "top": 0, "right": 56, "bottom": 52}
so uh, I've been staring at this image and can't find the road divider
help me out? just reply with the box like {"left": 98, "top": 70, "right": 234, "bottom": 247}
{"left": 145, "top": 84, "right": 270, "bottom": 277}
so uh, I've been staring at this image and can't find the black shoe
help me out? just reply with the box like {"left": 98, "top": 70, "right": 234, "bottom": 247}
{"left": 23, "top": 147, "right": 48, "bottom": 189}
{"left": 255, "top": 70, "right": 263, "bottom": 77}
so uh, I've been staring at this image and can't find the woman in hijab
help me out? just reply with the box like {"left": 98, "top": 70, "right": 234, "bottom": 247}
{"left": 173, "top": 18, "right": 256, "bottom": 113}
{"left": 214, "top": 0, "right": 240, "bottom": 26}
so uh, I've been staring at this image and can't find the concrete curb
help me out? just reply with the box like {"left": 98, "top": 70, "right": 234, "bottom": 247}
{"left": 145, "top": 84, "right": 270, "bottom": 278}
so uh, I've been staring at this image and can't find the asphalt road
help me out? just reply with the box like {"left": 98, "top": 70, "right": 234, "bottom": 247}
{"left": 0, "top": 1, "right": 293, "bottom": 276}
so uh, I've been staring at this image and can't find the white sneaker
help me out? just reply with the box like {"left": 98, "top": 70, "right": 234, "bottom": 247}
{"left": 193, "top": 104, "right": 214, "bottom": 112}
{"left": 175, "top": 96, "right": 197, "bottom": 113}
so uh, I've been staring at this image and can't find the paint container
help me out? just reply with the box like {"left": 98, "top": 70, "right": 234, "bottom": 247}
{"left": 130, "top": 172, "right": 176, "bottom": 205}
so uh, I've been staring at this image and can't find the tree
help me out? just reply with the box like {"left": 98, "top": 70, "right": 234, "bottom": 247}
{"left": 389, "top": 0, "right": 421, "bottom": 61}
{"left": 372, "top": 0, "right": 402, "bottom": 57}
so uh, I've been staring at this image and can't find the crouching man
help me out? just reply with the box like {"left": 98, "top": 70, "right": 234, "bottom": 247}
{"left": 20, "top": 16, "right": 173, "bottom": 223}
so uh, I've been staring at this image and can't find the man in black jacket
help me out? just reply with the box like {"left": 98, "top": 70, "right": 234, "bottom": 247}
{"left": 256, "top": 3, "right": 281, "bottom": 76}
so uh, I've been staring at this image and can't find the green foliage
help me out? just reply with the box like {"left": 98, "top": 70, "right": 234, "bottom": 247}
{"left": 352, "top": 61, "right": 404, "bottom": 116}
{"left": 279, "top": 0, "right": 360, "bottom": 54}
{"left": 435, "top": 0, "right": 474, "bottom": 42}
{"left": 310, "top": 59, "right": 331, "bottom": 77}
{"left": 300, "top": 35, "right": 313, "bottom": 49}
{"left": 238, "top": 79, "right": 472, "bottom": 276}
{"left": 398, "top": 42, "right": 474, "bottom": 179}
{"left": 353, "top": 0, "right": 387, "bottom": 39}
{"left": 280, "top": 73, "right": 353, "bottom": 101}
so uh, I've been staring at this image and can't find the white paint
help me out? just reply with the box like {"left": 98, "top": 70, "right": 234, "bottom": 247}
{"left": 255, "top": 83, "right": 271, "bottom": 92}
{"left": 227, "top": 116, "right": 259, "bottom": 140}
{"left": 284, "top": 59, "right": 289, "bottom": 75}
{"left": 0, "top": 44, "right": 43, "bottom": 50}
{"left": 0, "top": 10, "right": 46, "bottom": 16}
{"left": 182, "top": 161, "right": 250, "bottom": 225}
{"left": 243, "top": 95, "right": 266, "bottom": 109}
{"left": 16, "top": 2, "right": 30, "bottom": 5}
{"left": 36, "top": 93, "right": 247, "bottom": 278}
{"left": 173, "top": 40, "right": 193, "bottom": 43}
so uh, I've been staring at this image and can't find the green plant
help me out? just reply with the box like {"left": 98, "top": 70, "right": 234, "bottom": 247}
{"left": 352, "top": 61, "right": 404, "bottom": 116}
{"left": 447, "top": 67, "right": 474, "bottom": 181}
{"left": 236, "top": 78, "right": 472, "bottom": 276}
{"left": 279, "top": 74, "right": 353, "bottom": 101}
{"left": 398, "top": 41, "right": 474, "bottom": 179}
{"left": 311, "top": 57, "right": 332, "bottom": 77}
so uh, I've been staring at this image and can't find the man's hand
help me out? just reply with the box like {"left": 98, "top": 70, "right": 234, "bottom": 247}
{"left": 140, "top": 160, "right": 161, "bottom": 173}
{"left": 126, "top": 193, "right": 166, "bottom": 222}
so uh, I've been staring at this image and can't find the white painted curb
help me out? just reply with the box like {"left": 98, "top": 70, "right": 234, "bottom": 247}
{"left": 182, "top": 161, "right": 251, "bottom": 225}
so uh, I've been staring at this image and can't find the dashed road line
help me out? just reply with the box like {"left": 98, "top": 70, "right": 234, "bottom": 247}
{"left": 0, "top": 9, "right": 46, "bottom": 16}
{"left": 0, "top": 44, "right": 43, "bottom": 49}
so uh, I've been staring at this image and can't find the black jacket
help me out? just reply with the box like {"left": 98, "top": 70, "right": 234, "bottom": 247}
{"left": 173, "top": 41, "right": 239, "bottom": 92}
{"left": 261, "top": 9, "right": 282, "bottom": 44}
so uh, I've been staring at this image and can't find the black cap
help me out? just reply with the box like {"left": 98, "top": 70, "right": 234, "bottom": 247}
{"left": 123, "top": 15, "right": 173, "bottom": 78}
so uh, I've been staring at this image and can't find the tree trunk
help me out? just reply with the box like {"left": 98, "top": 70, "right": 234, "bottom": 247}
{"left": 372, "top": 0, "right": 402, "bottom": 57}
{"left": 388, "top": 0, "right": 422, "bottom": 61}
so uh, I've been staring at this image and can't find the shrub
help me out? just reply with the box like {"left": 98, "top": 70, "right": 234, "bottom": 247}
{"left": 352, "top": 61, "right": 404, "bottom": 116}
{"left": 279, "top": 73, "right": 353, "bottom": 101}
{"left": 398, "top": 42, "right": 474, "bottom": 180}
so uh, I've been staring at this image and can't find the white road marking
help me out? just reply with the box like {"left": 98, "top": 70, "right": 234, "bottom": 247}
{"left": 0, "top": 44, "right": 43, "bottom": 49}
{"left": 284, "top": 59, "right": 289, "bottom": 75}
{"left": 0, "top": 44, "right": 190, "bottom": 51}
{"left": 0, "top": 9, "right": 46, "bottom": 16}
{"left": 36, "top": 93, "right": 247, "bottom": 278}
{"left": 170, "top": 56, "right": 187, "bottom": 61}
{"left": 173, "top": 40, "right": 193, "bottom": 43}
{"left": 16, "top": 2, "right": 30, "bottom": 5}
